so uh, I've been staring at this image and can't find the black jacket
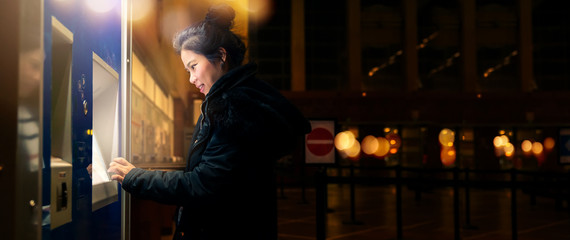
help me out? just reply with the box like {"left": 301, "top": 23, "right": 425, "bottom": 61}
{"left": 122, "top": 63, "right": 311, "bottom": 240}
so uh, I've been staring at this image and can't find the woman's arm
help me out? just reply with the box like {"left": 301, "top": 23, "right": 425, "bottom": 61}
{"left": 108, "top": 127, "right": 249, "bottom": 206}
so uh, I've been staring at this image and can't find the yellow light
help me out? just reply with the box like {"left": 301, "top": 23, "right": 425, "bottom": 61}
{"left": 544, "top": 137, "right": 555, "bottom": 151}
{"left": 504, "top": 142, "right": 514, "bottom": 155}
{"left": 438, "top": 128, "right": 455, "bottom": 146}
{"left": 501, "top": 135, "right": 509, "bottom": 145}
{"left": 361, "top": 135, "right": 379, "bottom": 155}
{"left": 532, "top": 142, "right": 543, "bottom": 155}
{"left": 334, "top": 131, "right": 355, "bottom": 151}
{"left": 87, "top": 0, "right": 117, "bottom": 13}
{"left": 521, "top": 140, "right": 532, "bottom": 152}
{"left": 384, "top": 128, "right": 391, "bottom": 133}
{"left": 390, "top": 140, "right": 396, "bottom": 145}
{"left": 362, "top": 92, "right": 367, "bottom": 97}
{"left": 348, "top": 127, "right": 359, "bottom": 139}
{"left": 242, "top": 0, "right": 273, "bottom": 25}
{"left": 389, "top": 148, "right": 398, "bottom": 154}
{"left": 345, "top": 140, "right": 361, "bottom": 158}
{"left": 493, "top": 136, "right": 503, "bottom": 147}
{"left": 494, "top": 135, "right": 509, "bottom": 148}
{"left": 374, "top": 137, "right": 390, "bottom": 157}
{"left": 499, "top": 130, "right": 506, "bottom": 135}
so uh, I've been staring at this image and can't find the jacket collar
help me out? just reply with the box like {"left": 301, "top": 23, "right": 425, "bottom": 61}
{"left": 205, "top": 63, "right": 258, "bottom": 101}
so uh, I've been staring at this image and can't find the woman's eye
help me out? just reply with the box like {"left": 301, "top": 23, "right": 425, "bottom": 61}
{"left": 191, "top": 64, "right": 197, "bottom": 70}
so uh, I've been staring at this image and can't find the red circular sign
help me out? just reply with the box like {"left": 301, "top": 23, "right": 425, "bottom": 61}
{"left": 306, "top": 127, "right": 334, "bottom": 156}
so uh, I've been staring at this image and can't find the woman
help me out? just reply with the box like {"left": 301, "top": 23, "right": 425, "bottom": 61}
{"left": 108, "top": 4, "right": 311, "bottom": 240}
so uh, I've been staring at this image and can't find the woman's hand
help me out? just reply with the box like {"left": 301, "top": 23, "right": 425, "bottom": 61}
{"left": 107, "top": 157, "right": 136, "bottom": 183}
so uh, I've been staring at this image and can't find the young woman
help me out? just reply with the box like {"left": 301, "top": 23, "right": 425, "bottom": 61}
{"left": 108, "top": 4, "right": 311, "bottom": 240}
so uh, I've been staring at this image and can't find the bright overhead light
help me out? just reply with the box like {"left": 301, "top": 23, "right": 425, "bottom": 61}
{"left": 87, "top": 0, "right": 117, "bottom": 13}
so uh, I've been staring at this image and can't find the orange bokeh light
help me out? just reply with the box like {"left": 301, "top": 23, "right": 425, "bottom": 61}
{"left": 386, "top": 133, "right": 401, "bottom": 149}
{"left": 543, "top": 137, "right": 555, "bottom": 151}
{"left": 521, "top": 140, "right": 532, "bottom": 153}
{"left": 361, "top": 135, "right": 379, "bottom": 155}
{"left": 374, "top": 137, "right": 390, "bottom": 158}
{"left": 440, "top": 146, "right": 456, "bottom": 166}
{"left": 334, "top": 131, "right": 355, "bottom": 151}
{"left": 532, "top": 142, "right": 543, "bottom": 155}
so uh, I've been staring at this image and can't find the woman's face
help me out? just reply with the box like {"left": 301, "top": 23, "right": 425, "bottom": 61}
{"left": 180, "top": 49, "right": 225, "bottom": 96}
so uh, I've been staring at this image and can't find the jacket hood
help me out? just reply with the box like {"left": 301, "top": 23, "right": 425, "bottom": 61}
{"left": 205, "top": 63, "right": 312, "bottom": 137}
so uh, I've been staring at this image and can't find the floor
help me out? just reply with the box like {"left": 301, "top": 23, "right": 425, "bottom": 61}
{"left": 277, "top": 184, "right": 570, "bottom": 240}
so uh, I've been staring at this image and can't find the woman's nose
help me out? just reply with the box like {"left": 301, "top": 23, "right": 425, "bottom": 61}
{"left": 189, "top": 75, "right": 196, "bottom": 84}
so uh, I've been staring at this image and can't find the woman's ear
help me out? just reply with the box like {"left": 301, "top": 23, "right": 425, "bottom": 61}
{"left": 218, "top": 47, "right": 227, "bottom": 63}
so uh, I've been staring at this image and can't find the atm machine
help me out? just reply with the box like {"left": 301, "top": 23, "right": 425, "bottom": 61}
{"left": 41, "top": 0, "right": 132, "bottom": 239}
{"left": 0, "top": 0, "right": 132, "bottom": 239}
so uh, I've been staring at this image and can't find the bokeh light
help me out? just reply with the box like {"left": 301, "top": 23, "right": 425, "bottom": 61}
{"left": 238, "top": 0, "right": 273, "bottom": 25}
{"left": 334, "top": 131, "right": 355, "bottom": 151}
{"left": 501, "top": 135, "right": 509, "bottom": 145}
{"left": 345, "top": 140, "right": 361, "bottom": 159}
{"left": 374, "top": 137, "right": 390, "bottom": 157}
{"left": 438, "top": 128, "right": 455, "bottom": 147}
{"left": 532, "top": 142, "right": 543, "bottom": 155}
{"left": 543, "top": 137, "right": 555, "bottom": 151}
{"left": 389, "top": 148, "right": 398, "bottom": 154}
{"left": 493, "top": 135, "right": 509, "bottom": 147}
{"left": 504, "top": 142, "right": 514, "bottom": 157}
{"left": 361, "top": 135, "right": 379, "bottom": 155}
{"left": 440, "top": 146, "right": 456, "bottom": 166}
{"left": 521, "top": 140, "right": 532, "bottom": 153}
{"left": 386, "top": 133, "right": 402, "bottom": 149}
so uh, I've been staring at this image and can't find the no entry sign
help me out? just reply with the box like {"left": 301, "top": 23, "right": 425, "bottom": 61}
{"left": 305, "top": 120, "right": 336, "bottom": 164}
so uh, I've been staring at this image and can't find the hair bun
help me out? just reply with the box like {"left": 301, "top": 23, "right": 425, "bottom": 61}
{"left": 205, "top": 4, "right": 235, "bottom": 31}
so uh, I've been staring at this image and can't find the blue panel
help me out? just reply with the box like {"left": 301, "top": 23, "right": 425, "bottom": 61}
{"left": 43, "top": 0, "right": 122, "bottom": 239}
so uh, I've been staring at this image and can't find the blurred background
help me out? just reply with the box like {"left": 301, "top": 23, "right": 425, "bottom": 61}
{"left": 128, "top": 0, "right": 570, "bottom": 239}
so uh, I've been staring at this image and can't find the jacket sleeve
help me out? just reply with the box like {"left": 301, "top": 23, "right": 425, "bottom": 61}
{"left": 121, "top": 126, "right": 249, "bottom": 206}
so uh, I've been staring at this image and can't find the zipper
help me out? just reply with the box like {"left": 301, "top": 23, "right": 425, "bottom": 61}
{"left": 189, "top": 102, "right": 208, "bottom": 158}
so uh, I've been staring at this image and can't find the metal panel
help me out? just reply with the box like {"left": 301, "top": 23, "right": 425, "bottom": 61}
{"left": 0, "top": 0, "right": 44, "bottom": 239}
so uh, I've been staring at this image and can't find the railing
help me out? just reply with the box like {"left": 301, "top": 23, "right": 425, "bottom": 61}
{"left": 313, "top": 165, "right": 570, "bottom": 240}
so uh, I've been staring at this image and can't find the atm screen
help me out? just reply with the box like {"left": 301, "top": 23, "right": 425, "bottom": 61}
{"left": 92, "top": 52, "right": 119, "bottom": 210}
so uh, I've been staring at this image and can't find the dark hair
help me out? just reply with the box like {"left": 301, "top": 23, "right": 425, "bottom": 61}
{"left": 173, "top": 4, "right": 246, "bottom": 70}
